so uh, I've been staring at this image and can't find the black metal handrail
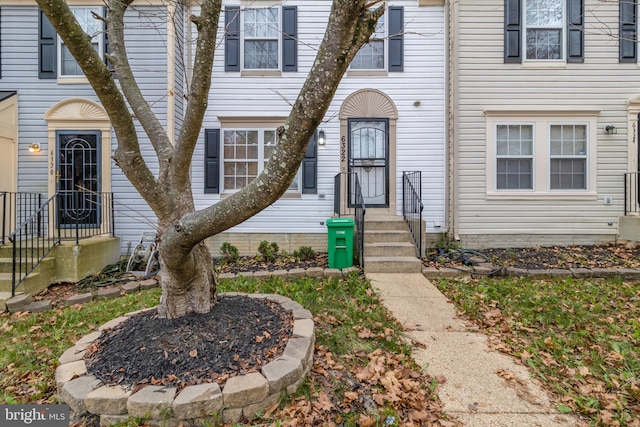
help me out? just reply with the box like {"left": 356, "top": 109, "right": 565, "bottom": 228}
{"left": 403, "top": 171, "right": 424, "bottom": 258}
{"left": 1, "top": 192, "right": 43, "bottom": 245}
{"left": 8, "top": 195, "right": 59, "bottom": 297}
{"left": 333, "top": 172, "right": 366, "bottom": 269}
{"left": 56, "top": 191, "right": 115, "bottom": 244}
{"left": 624, "top": 172, "right": 639, "bottom": 215}
{"left": 8, "top": 191, "right": 115, "bottom": 296}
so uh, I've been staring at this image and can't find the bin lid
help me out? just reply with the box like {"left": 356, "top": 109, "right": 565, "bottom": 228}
{"left": 326, "top": 217, "right": 355, "bottom": 226}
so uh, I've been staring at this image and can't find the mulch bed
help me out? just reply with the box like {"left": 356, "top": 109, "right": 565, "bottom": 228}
{"left": 85, "top": 295, "right": 293, "bottom": 391}
{"left": 215, "top": 253, "right": 328, "bottom": 274}
{"left": 425, "top": 242, "right": 640, "bottom": 270}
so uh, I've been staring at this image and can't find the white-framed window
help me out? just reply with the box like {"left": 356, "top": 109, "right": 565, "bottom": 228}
{"left": 486, "top": 112, "right": 597, "bottom": 198}
{"left": 351, "top": 13, "right": 386, "bottom": 70}
{"left": 496, "top": 124, "right": 534, "bottom": 190}
{"left": 549, "top": 124, "right": 587, "bottom": 190}
{"left": 524, "top": 0, "right": 564, "bottom": 61}
{"left": 58, "top": 7, "right": 104, "bottom": 77}
{"left": 222, "top": 128, "right": 299, "bottom": 192}
{"left": 243, "top": 7, "right": 279, "bottom": 70}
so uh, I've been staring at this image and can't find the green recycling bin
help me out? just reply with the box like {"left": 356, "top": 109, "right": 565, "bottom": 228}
{"left": 326, "top": 217, "right": 355, "bottom": 269}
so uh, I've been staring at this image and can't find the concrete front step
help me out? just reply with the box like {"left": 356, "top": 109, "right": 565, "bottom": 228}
{"left": 364, "top": 230, "right": 412, "bottom": 244}
{"left": 364, "top": 256, "right": 424, "bottom": 273}
{"left": 365, "top": 215, "right": 410, "bottom": 231}
{"left": 364, "top": 241, "right": 417, "bottom": 257}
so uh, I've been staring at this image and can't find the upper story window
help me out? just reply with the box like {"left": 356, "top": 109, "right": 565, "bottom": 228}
{"left": 525, "top": 0, "right": 563, "bottom": 60}
{"left": 351, "top": 14, "right": 386, "bottom": 70}
{"left": 243, "top": 8, "right": 279, "bottom": 69}
{"left": 39, "top": 7, "right": 107, "bottom": 80}
{"left": 58, "top": 7, "right": 104, "bottom": 77}
{"left": 504, "top": 0, "right": 584, "bottom": 64}
{"left": 349, "top": 7, "right": 404, "bottom": 73}
{"left": 224, "top": 5, "right": 298, "bottom": 73}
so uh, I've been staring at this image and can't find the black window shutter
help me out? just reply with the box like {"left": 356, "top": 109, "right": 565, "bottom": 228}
{"left": 282, "top": 6, "right": 297, "bottom": 72}
{"left": 103, "top": 6, "right": 113, "bottom": 71}
{"left": 39, "top": 8, "right": 56, "bottom": 79}
{"left": 225, "top": 7, "right": 240, "bottom": 71}
{"left": 620, "top": 0, "right": 638, "bottom": 62}
{"left": 205, "top": 129, "right": 220, "bottom": 194}
{"left": 302, "top": 131, "right": 317, "bottom": 194}
{"left": 388, "top": 6, "right": 403, "bottom": 72}
{"left": 504, "top": 0, "right": 522, "bottom": 63}
{"left": 566, "top": 0, "right": 584, "bottom": 63}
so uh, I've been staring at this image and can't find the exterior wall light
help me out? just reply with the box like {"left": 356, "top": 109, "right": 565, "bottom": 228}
{"left": 318, "top": 129, "right": 326, "bottom": 145}
{"left": 604, "top": 125, "right": 617, "bottom": 135}
{"left": 28, "top": 143, "right": 41, "bottom": 152}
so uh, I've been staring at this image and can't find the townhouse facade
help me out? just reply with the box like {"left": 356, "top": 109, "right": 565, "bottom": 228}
{"left": 449, "top": 0, "right": 640, "bottom": 248}
{"left": 0, "top": 0, "right": 447, "bottom": 256}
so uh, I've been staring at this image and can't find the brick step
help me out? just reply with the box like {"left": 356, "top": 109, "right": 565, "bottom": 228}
{"left": 364, "top": 241, "right": 417, "bottom": 257}
{"left": 363, "top": 256, "right": 424, "bottom": 273}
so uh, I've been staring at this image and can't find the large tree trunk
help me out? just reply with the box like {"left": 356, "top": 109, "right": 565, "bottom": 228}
{"left": 156, "top": 241, "right": 216, "bottom": 319}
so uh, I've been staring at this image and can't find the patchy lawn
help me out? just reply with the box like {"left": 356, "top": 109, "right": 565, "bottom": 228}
{"left": 1, "top": 274, "right": 444, "bottom": 426}
{"left": 434, "top": 275, "right": 640, "bottom": 427}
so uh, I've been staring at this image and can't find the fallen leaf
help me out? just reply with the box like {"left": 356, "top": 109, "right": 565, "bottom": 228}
{"left": 189, "top": 349, "right": 198, "bottom": 358}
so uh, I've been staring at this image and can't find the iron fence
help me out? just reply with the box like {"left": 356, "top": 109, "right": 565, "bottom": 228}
{"left": 402, "top": 171, "right": 424, "bottom": 258}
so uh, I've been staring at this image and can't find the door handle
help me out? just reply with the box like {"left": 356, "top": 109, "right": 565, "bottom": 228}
{"left": 55, "top": 171, "right": 60, "bottom": 184}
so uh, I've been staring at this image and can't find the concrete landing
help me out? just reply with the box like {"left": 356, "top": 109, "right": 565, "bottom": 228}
{"left": 366, "top": 273, "right": 581, "bottom": 426}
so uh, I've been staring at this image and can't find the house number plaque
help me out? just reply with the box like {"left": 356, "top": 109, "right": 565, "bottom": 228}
{"left": 340, "top": 135, "right": 347, "bottom": 172}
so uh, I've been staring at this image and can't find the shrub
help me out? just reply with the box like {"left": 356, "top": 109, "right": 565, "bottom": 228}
{"left": 258, "top": 241, "right": 279, "bottom": 262}
{"left": 293, "top": 246, "right": 315, "bottom": 261}
{"left": 219, "top": 242, "right": 239, "bottom": 262}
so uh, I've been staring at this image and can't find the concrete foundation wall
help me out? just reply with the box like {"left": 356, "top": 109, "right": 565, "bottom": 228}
{"left": 618, "top": 216, "right": 640, "bottom": 242}
{"left": 54, "top": 236, "right": 121, "bottom": 283}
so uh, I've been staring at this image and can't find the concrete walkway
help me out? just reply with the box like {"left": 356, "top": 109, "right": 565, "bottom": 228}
{"left": 366, "top": 273, "right": 581, "bottom": 427}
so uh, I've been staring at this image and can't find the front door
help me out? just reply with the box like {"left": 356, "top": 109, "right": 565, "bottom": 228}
{"left": 348, "top": 119, "right": 389, "bottom": 207}
{"left": 56, "top": 131, "right": 101, "bottom": 227}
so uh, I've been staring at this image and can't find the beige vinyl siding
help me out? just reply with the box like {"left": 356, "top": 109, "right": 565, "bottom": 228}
{"left": 453, "top": 0, "right": 630, "bottom": 246}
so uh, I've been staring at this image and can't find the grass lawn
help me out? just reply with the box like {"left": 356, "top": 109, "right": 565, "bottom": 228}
{"left": 0, "top": 273, "right": 442, "bottom": 426}
{"left": 434, "top": 275, "right": 640, "bottom": 427}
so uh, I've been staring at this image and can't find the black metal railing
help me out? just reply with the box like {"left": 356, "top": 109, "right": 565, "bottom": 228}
{"left": 352, "top": 174, "right": 366, "bottom": 269}
{"left": 624, "top": 172, "right": 640, "bottom": 215}
{"left": 1, "top": 192, "right": 43, "bottom": 245}
{"left": 56, "top": 191, "right": 115, "bottom": 244}
{"left": 333, "top": 172, "right": 366, "bottom": 269}
{"left": 9, "top": 195, "right": 59, "bottom": 297}
{"left": 403, "top": 171, "right": 424, "bottom": 258}
{"left": 8, "top": 191, "right": 115, "bottom": 296}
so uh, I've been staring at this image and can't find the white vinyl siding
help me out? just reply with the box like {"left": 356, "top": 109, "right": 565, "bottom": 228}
{"left": 191, "top": 0, "right": 446, "bottom": 235}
